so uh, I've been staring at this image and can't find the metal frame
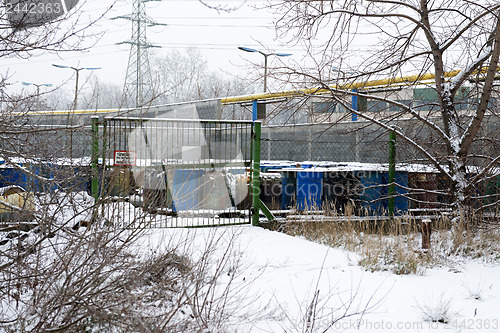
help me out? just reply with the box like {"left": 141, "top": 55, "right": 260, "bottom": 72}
{"left": 92, "top": 117, "right": 257, "bottom": 228}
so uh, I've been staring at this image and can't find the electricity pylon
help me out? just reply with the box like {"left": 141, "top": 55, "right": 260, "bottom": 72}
{"left": 114, "top": 0, "right": 164, "bottom": 108}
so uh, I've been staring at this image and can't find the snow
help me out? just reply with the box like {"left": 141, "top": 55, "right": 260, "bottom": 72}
{"left": 449, "top": 46, "right": 493, "bottom": 92}
{"left": 0, "top": 157, "right": 91, "bottom": 167}
{"left": 2, "top": 191, "right": 499, "bottom": 331}
{"left": 140, "top": 225, "right": 500, "bottom": 332}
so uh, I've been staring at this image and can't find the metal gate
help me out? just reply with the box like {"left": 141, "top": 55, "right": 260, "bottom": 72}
{"left": 90, "top": 117, "right": 255, "bottom": 228}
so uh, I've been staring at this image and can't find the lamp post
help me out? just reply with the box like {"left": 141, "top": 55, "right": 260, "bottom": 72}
{"left": 52, "top": 64, "right": 100, "bottom": 160}
{"left": 52, "top": 64, "right": 101, "bottom": 110}
{"left": 22, "top": 81, "right": 52, "bottom": 111}
{"left": 238, "top": 46, "right": 292, "bottom": 93}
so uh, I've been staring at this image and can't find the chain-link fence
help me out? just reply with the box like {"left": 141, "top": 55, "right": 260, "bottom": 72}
{"left": 261, "top": 122, "right": 404, "bottom": 164}
{"left": 260, "top": 115, "right": 500, "bottom": 166}
{"left": 2, "top": 107, "right": 500, "bottom": 218}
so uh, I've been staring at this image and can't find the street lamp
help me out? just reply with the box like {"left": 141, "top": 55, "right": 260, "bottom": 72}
{"left": 238, "top": 46, "right": 292, "bottom": 92}
{"left": 22, "top": 81, "right": 52, "bottom": 111}
{"left": 52, "top": 64, "right": 101, "bottom": 110}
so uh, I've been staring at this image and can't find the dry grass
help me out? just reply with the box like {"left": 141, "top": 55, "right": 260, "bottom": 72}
{"left": 281, "top": 208, "right": 500, "bottom": 275}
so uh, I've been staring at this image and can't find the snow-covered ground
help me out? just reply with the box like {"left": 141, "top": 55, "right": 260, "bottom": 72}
{"left": 142, "top": 225, "right": 500, "bottom": 332}
{"left": 2, "top": 190, "right": 499, "bottom": 332}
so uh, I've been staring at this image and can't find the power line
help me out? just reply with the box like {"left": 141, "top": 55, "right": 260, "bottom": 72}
{"left": 155, "top": 23, "right": 271, "bottom": 28}
{"left": 152, "top": 16, "right": 273, "bottom": 20}
{"left": 113, "top": 0, "right": 163, "bottom": 108}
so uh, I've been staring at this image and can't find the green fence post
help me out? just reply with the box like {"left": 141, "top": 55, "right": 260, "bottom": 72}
{"left": 388, "top": 131, "right": 396, "bottom": 217}
{"left": 252, "top": 120, "right": 262, "bottom": 226}
{"left": 91, "top": 117, "right": 99, "bottom": 201}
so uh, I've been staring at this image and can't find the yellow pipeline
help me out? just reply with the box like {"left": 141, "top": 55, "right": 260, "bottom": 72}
{"left": 20, "top": 67, "right": 497, "bottom": 114}
{"left": 220, "top": 68, "right": 493, "bottom": 105}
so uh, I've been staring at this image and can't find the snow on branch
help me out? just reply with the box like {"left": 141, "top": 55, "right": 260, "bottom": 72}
{"left": 449, "top": 45, "right": 493, "bottom": 92}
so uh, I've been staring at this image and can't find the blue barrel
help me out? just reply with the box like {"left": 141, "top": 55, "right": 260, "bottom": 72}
{"left": 394, "top": 171, "right": 409, "bottom": 214}
{"left": 281, "top": 170, "right": 296, "bottom": 209}
{"left": 355, "top": 169, "right": 387, "bottom": 215}
{"left": 296, "top": 170, "right": 323, "bottom": 210}
{"left": 171, "top": 169, "right": 203, "bottom": 211}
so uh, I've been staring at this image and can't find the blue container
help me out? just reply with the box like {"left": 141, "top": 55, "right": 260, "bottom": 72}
{"left": 0, "top": 162, "right": 90, "bottom": 194}
{"left": 281, "top": 170, "right": 296, "bottom": 209}
{"left": 355, "top": 170, "right": 387, "bottom": 215}
{"left": 300, "top": 163, "right": 314, "bottom": 169}
{"left": 0, "top": 167, "right": 29, "bottom": 189}
{"left": 355, "top": 169, "right": 409, "bottom": 215}
{"left": 296, "top": 170, "right": 323, "bottom": 210}
{"left": 35, "top": 163, "right": 58, "bottom": 193}
{"left": 394, "top": 171, "right": 409, "bottom": 214}
{"left": 171, "top": 169, "right": 203, "bottom": 211}
{"left": 0, "top": 163, "right": 54, "bottom": 192}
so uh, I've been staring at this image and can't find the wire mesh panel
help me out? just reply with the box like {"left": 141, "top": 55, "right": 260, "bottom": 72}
{"left": 260, "top": 123, "right": 390, "bottom": 164}
{"left": 98, "top": 117, "right": 254, "bottom": 228}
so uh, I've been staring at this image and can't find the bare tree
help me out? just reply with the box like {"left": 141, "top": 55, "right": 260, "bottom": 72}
{"left": 0, "top": 206, "right": 267, "bottom": 332}
{"left": 0, "top": 3, "right": 266, "bottom": 331}
{"left": 267, "top": 0, "right": 500, "bottom": 223}
{"left": 153, "top": 48, "right": 254, "bottom": 104}
{"left": 80, "top": 77, "right": 125, "bottom": 110}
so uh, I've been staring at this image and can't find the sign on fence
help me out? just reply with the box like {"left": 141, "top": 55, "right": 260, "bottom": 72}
{"left": 113, "top": 151, "right": 136, "bottom": 166}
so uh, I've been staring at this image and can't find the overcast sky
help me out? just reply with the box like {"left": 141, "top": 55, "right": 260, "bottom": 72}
{"left": 3, "top": 0, "right": 309, "bottom": 98}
